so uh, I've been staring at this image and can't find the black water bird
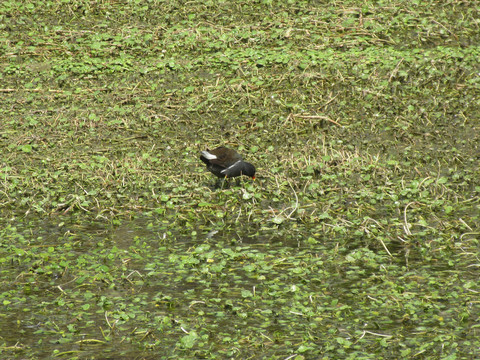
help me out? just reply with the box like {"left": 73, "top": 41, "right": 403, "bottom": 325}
{"left": 200, "top": 146, "right": 256, "bottom": 180}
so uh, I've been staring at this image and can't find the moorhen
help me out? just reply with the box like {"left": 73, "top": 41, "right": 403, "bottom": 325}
{"left": 200, "top": 146, "right": 256, "bottom": 180}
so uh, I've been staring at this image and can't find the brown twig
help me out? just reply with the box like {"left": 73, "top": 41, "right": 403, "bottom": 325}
{"left": 293, "top": 114, "right": 343, "bottom": 127}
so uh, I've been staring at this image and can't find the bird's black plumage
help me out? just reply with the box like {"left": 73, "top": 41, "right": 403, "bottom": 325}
{"left": 200, "top": 146, "right": 256, "bottom": 179}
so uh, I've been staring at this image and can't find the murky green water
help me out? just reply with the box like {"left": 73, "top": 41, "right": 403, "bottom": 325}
{"left": 1, "top": 211, "right": 479, "bottom": 358}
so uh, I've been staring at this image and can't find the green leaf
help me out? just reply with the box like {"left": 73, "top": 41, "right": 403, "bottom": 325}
{"left": 180, "top": 331, "right": 198, "bottom": 349}
{"left": 19, "top": 144, "right": 33, "bottom": 153}
{"left": 271, "top": 216, "right": 284, "bottom": 224}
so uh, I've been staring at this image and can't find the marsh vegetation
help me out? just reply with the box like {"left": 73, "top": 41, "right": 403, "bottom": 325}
{"left": 1, "top": 0, "right": 479, "bottom": 358}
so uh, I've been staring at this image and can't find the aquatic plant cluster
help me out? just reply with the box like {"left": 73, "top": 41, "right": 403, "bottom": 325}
{"left": 0, "top": 0, "right": 479, "bottom": 358}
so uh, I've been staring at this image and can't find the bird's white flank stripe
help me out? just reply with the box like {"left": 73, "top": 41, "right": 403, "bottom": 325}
{"left": 221, "top": 160, "right": 242, "bottom": 174}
